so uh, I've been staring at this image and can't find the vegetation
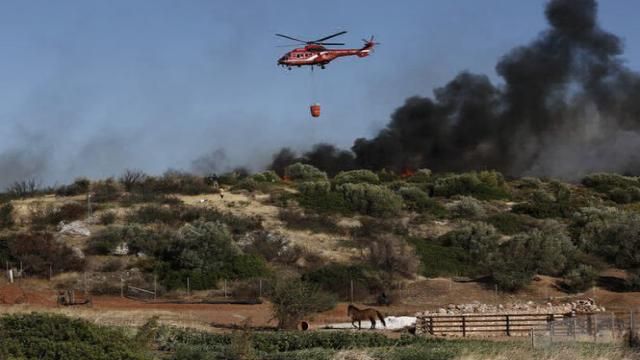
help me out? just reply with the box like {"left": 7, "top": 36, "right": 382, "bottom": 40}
{"left": 269, "top": 279, "right": 336, "bottom": 329}
{"left": 284, "top": 163, "right": 328, "bottom": 182}
{"left": 0, "top": 313, "right": 150, "bottom": 360}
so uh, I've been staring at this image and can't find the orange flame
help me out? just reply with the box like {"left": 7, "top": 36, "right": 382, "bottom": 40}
{"left": 400, "top": 168, "right": 415, "bottom": 178}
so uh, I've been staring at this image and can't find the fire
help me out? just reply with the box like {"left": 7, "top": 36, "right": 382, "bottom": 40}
{"left": 400, "top": 168, "right": 415, "bottom": 178}
{"left": 282, "top": 175, "right": 291, "bottom": 182}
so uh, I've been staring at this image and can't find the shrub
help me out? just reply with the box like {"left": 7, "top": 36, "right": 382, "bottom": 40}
{"left": 278, "top": 209, "right": 341, "bottom": 234}
{"left": 241, "top": 231, "right": 301, "bottom": 264}
{"left": 337, "top": 183, "right": 403, "bottom": 216}
{"left": 333, "top": 170, "right": 379, "bottom": 185}
{"left": 128, "top": 204, "right": 181, "bottom": 225}
{"left": 270, "top": 279, "right": 337, "bottom": 329}
{"left": 87, "top": 225, "right": 166, "bottom": 255}
{"left": 0, "top": 313, "right": 151, "bottom": 360}
{"left": 227, "top": 254, "right": 268, "bottom": 279}
{"left": 92, "top": 178, "right": 122, "bottom": 202}
{"left": 302, "top": 264, "right": 382, "bottom": 301}
{"left": 119, "top": 169, "right": 147, "bottom": 192}
{"left": 251, "top": 171, "right": 281, "bottom": 183}
{"left": 99, "top": 211, "right": 117, "bottom": 225}
{"left": 433, "top": 171, "right": 509, "bottom": 200}
{"left": 398, "top": 187, "right": 445, "bottom": 216}
{"left": 486, "top": 212, "right": 537, "bottom": 235}
{"left": 492, "top": 220, "right": 574, "bottom": 277}
{"left": 48, "top": 202, "right": 87, "bottom": 224}
{"left": 406, "top": 169, "right": 432, "bottom": 183}
{"left": 55, "top": 177, "right": 91, "bottom": 197}
{"left": 151, "top": 171, "right": 212, "bottom": 195}
{"left": 0, "top": 203, "right": 14, "bottom": 228}
{"left": 563, "top": 265, "right": 599, "bottom": 293}
{"left": 439, "top": 222, "right": 499, "bottom": 267}
{"left": 8, "top": 232, "right": 85, "bottom": 276}
{"left": 298, "top": 181, "right": 331, "bottom": 196}
{"left": 284, "top": 163, "right": 327, "bottom": 182}
{"left": 366, "top": 236, "right": 419, "bottom": 278}
{"left": 298, "top": 189, "right": 351, "bottom": 214}
{"left": 410, "top": 238, "right": 479, "bottom": 277}
{"left": 233, "top": 178, "right": 259, "bottom": 192}
{"left": 449, "top": 196, "right": 486, "bottom": 218}
{"left": 512, "top": 189, "right": 575, "bottom": 219}
{"left": 6, "top": 178, "right": 40, "bottom": 198}
{"left": 573, "top": 208, "right": 640, "bottom": 268}
{"left": 582, "top": 173, "right": 640, "bottom": 192}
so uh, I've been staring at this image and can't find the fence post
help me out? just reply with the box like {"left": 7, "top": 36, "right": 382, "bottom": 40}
{"left": 153, "top": 275, "right": 157, "bottom": 301}
{"left": 120, "top": 277, "right": 124, "bottom": 298}
{"left": 259, "top": 279, "right": 263, "bottom": 298}
{"left": 550, "top": 321, "right": 554, "bottom": 344}
{"left": 224, "top": 279, "right": 227, "bottom": 298}
{"left": 572, "top": 317, "right": 577, "bottom": 341}
{"left": 187, "top": 277, "right": 190, "bottom": 296}
{"left": 530, "top": 328, "right": 535, "bottom": 349}
{"left": 593, "top": 314, "right": 598, "bottom": 343}
{"left": 631, "top": 311, "right": 635, "bottom": 341}
{"left": 462, "top": 316, "right": 466, "bottom": 337}
{"left": 49, "top": 264, "right": 52, "bottom": 281}
{"left": 506, "top": 315, "right": 511, "bottom": 336}
{"left": 611, "top": 312, "right": 615, "bottom": 340}
{"left": 350, "top": 279, "right": 354, "bottom": 303}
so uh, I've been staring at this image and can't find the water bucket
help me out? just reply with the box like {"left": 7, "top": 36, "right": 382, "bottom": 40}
{"left": 310, "top": 103, "right": 321, "bottom": 117}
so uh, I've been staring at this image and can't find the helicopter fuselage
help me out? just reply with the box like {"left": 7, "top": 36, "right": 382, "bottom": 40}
{"left": 278, "top": 43, "right": 373, "bottom": 68}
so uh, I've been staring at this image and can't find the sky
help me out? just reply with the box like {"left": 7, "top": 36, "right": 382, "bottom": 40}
{"left": 0, "top": 0, "right": 638, "bottom": 187}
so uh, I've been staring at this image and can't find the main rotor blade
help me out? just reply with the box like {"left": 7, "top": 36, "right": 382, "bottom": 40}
{"left": 311, "top": 31, "right": 347, "bottom": 43}
{"left": 275, "top": 34, "right": 307, "bottom": 43}
{"left": 316, "top": 42, "right": 345, "bottom": 46}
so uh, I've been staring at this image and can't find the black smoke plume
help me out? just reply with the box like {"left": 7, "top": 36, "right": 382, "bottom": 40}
{"left": 274, "top": 0, "right": 640, "bottom": 179}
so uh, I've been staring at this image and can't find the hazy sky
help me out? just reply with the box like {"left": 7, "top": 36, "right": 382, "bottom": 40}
{"left": 0, "top": 0, "right": 638, "bottom": 186}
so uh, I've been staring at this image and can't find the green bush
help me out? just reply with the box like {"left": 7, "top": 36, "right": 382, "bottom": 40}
{"left": 252, "top": 170, "right": 281, "bottom": 183}
{"left": 486, "top": 212, "right": 537, "bottom": 235}
{"left": 87, "top": 224, "right": 163, "bottom": 255}
{"left": 439, "top": 222, "right": 499, "bottom": 266}
{"left": 409, "top": 238, "right": 478, "bottom": 277}
{"left": 406, "top": 169, "right": 432, "bottom": 183}
{"left": 302, "top": 264, "right": 382, "bottom": 301}
{"left": 512, "top": 189, "right": 575, "bottom": 219}
{"left": 333, "top": 170, "right": 379, "bottom": 185}
{"left": 270, "top": 279, "right": 337, "bottom": 329}
{"left": 398, "top": 187, "right": 447, "bottom": 217}
{"left": 99, "top": 211, "right": 117, "bottom": 225}
{"left": 0, "top": 313, "right": 150, "bottom": 360}
{"left": 92, "top": 178, "right": 122, "bottom": 202}
{"left": 0, "top": 203, "right": 14, "bottom": 228}
{"left": 284, "top": 163, "right": 327, "bottom": 182}
{"left": 55, "top": 177, "right": 91, "bottom": 197}
{"left": 278, "top": 209, "right": 341, "bottom": 234}
{"left": 298, "top": 181, "right": 331, "bottom": 196}
{"left": 449, "top": 196, "right": 486, "bottom": 218}
{"left": 298, "top": 190, "right": 351, "bottom": 214}
{"left": 7, "top": 232, "right": 85, "bottom": 276}
{"left": 433, "top": 171, "right": 509, "bottom": 200}
{"left": 337, "top": 183, "right": 403, "bottom": 216}
{"left": 582, "top": 173, "right": 640, "bottom": 192}
{"left": 572, "top": 207, "right": 640, "bottom": 269}
{"left": 563, "top": 265, "right": 599, "bottom": 293}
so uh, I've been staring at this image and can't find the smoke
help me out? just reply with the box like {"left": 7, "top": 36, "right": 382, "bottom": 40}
{"left": 279, "top": 0, "right": 640, "bottom": 179}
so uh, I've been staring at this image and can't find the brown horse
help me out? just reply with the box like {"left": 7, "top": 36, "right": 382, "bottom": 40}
{"left": 347, "top": 304, "right": 386, "bottom": 330}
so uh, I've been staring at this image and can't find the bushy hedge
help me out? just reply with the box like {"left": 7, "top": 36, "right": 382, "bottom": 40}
{"left": 284, "top": 163, "right": 328, "bottom": 182}
{"left": 582, "top": 173, "right": 640, "bottom": 204}
{"left": 433, "top": 171, "right": 509, "bottom": 200}
{"left": 449, "top": 196, "right": 486, "bottom": 218}
{"left": 333, "top": 170, "right": 379, "bottom": 185}
{"left": 572, "top": 207, "right": 640, "bottom": 269}
{"left": 270, "top": 279, "right": 337, "bottom": 329}
{"left": 398, "top": 187, "right": 447, "bottom": 217}
{"left": 337, "top": 183, "right": 403, "bottom": 216}
{"left": 302, "top": 264, "right": 382, "bottom": 301}
{"left": 563, "top": 265, "right": 599, "bottom": 293}
{"left": 7, "top": 232, "right": 85, "bottom": 276}
{"left": 439, "top": 222, "right": 499, "bottom": 266}
{"left": 0, "top": 313, "right": 150, "bottom": 360}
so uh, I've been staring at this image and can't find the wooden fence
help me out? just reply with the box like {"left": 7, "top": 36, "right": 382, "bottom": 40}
{"left": 417, "top": 311, "right": 639, "bottom": 340}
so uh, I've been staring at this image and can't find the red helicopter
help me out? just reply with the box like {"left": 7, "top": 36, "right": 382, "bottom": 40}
{"left": 276, "top": 31, "right": 377, "bottom": 70}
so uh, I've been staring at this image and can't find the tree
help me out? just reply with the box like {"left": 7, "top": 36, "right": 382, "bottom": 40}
{"left": 270, "top": 279, "right": 336, "bottom": 329}
{"left": 119, "top": 169, "right": 147, "bottom": 192}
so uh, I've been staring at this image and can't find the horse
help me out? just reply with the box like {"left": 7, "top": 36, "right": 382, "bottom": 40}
{"left": 347, "top": 304, "right": 386, "bottom": 330}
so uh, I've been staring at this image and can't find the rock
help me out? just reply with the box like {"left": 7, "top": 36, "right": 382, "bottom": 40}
{"left": 112, "top": 242, "right": 129, "bottom": 256}
{"left": 58, "top": 221, "right": 91, "bottom": 237}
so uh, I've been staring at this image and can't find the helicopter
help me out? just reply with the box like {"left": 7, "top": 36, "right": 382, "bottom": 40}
{"left": 276, "top": 31, "right": 378, "bottom": 70}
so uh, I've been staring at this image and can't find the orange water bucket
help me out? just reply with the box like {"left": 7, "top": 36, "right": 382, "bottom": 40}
{"left": 310, "top": 103, "right": 321, "bottom": 117}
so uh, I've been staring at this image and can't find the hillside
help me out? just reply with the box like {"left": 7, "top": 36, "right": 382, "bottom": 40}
{"left": 1, "top": 166, "right": 640, "bottom": 331}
